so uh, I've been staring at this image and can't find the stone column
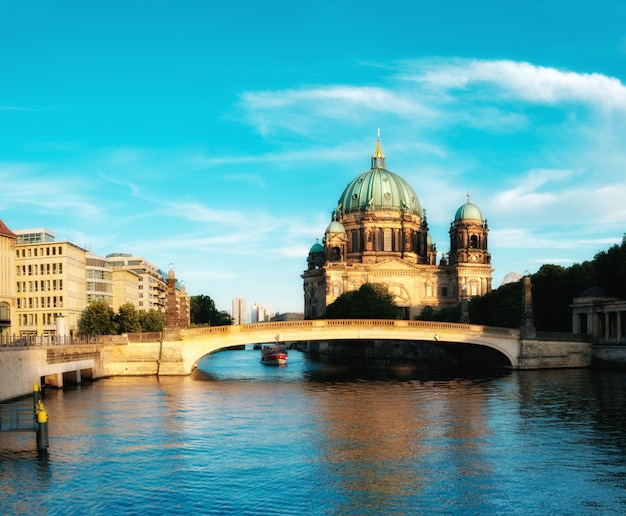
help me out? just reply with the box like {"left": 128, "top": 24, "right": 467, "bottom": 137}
{"left": 166, "top": 264, "right": 179, "bottom": 329}
{"left": 178, "top": 281, "right": 189, "bottom": 329}
{"left": 520, "top": 275, "right": 536, "bottom": 339}
{"left": 460, "top": 284, "right": 470, "bottom": 323}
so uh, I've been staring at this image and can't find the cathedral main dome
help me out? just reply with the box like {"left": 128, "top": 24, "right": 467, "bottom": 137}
{"left": 336, "top": 136, "right": 422, "bottom": 216}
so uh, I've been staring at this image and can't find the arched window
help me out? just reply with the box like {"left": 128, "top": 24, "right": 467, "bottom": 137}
{"left": 0, "top": 302, "right": 9, "bottom": 322}
{"left": 470, "top": 235, "right": 479, "bottom": 248}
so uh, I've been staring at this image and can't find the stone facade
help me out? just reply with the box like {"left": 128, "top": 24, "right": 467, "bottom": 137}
{"left": 0, "top": 219, "right": 17, "bottom": 342}
{"left": 571, "top": 289, "right": 626, "bottom": 344}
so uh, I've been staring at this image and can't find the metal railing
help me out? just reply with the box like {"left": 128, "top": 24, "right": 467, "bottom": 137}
{"left": 0, "top": 334, "right": 100, "bottom": 349}
{"left": 0, "top": 404, "right": 35, "bottom": 431}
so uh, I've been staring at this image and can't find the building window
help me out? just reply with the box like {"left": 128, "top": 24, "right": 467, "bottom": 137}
{"left": 0, "top": 302, "right": 9, "bottom": 321}
{"left": 383, "top": 229, "right": 392, "bottom": 251}
{"left": 351, "top": 231, "right": 359, "bottom": 252}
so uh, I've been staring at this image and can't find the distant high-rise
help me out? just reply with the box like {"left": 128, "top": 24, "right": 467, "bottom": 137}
{"left": 232, "top": 297, "right": 247, "bottom": 325}
{"left": 251, "top": 302, "right": 269, "bottom": 323}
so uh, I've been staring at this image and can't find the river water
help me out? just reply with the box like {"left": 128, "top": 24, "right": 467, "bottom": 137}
{"left": 2, "top": 348, "right": 626, "bottom": 515}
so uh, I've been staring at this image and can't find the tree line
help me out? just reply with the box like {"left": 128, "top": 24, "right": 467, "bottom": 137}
{"left": 322, "top": 235, "right": 626, "bottom": 332}
{"left": 77, "top": 295, "right": 232, "bottom": 336}
{"left": 78, "top": 301, "right": 167, "bottom": 336}
{"left": 431, "top": 235, "right": 626, "bottom": 332}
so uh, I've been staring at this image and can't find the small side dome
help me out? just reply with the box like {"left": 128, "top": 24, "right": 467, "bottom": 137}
{"left": 309, "top": 242, "right": 324, "bottom": 254}
{"left": 455, "top": 193, "right": 483, "bottom": 222}
{"left": 325, "top": 220, "right": 346, "bottom": 234}
{"left": 500, "top": 271, "right": 522, "bottom": 286}
{"left": 579, "top": 286, "right": 609, "bottom": 297}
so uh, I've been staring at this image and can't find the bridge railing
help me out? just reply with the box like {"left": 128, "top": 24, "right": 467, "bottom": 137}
{"left": 0, "top": 320, "right": 522, "bottom": 350}
{"left": 181, "top": 319, "right": 520, "bottom": 338}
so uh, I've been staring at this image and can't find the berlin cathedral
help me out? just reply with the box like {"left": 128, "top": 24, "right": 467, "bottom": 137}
{"left": 302, "top": 134, "right": 493, "bottom": 319}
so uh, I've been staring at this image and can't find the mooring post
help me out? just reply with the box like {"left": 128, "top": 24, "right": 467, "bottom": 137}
{"left": 36, "top": 400, "right": 49, "bottom": 450}
{"left": 33, "top": 384, "right": 49, "bottom": 450}
{"left": 33, "top": 383, "right": 41, "bottom": 405}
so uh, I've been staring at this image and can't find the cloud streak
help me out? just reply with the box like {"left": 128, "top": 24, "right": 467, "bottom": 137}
{"left": 408, "top": 59, "right": 626, "bottom": 110}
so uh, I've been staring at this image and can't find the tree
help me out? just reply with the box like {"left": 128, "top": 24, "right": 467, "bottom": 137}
{"left": 323, "top": 283, "right": 400, "bottom": 319}
{"left": 190, "top": 295, "right": 233, "bottom": 326}
{"left": 594, "top": 236, "right": 626, "bottom": 298}
{"left": 531, "top": 261, "right": 595, "bottom": 332}
{"left": 416, "top": 304, "right": 463, "bottom": 323}
{"left": 78, "top": 301, "right": 118, "bottom": 336}
{"left": 469, "top": 281, "right": 522, "bottom": 328}
{"left": 115, "top": 302, "right": 142, "bottom": 334}
{"left": 139, "top": 309, "right": 166, "bottom": 332}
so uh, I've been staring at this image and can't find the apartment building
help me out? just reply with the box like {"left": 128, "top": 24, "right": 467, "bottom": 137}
{"left": 106, "top": 253, "right": 166, "bottom": 312}
{"left": 111, "top": 268, "right": 141, "bottom": 311}
{"left": 86, "top": 252, "right": 114, "bottom": 307}
{"left": 15, "top": 229, "right": 87, "bottom": 337}
{"left": 0, "top": 224, "right": 189, "bottom": 338}
{"left": 232, "top": 297, "right": 246, "bottom": 325}
{"left": 251, "top": 302, "right": 269, "bottom": 323}
{"left": 0, "top": 219, "right": 17, "bottom": 341}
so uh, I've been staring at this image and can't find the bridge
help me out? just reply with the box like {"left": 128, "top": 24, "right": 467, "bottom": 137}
{"left": 162, "top": 319, "right": 590, "bottom": 375}
{"left": 1, "top": 319, "right": 591, "bottom": 401}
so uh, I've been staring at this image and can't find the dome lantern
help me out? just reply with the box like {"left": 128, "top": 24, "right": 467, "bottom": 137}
{"left": 371, "top": 128, "right": 386, "bottom": 169}
{"left": 337, "top": 132, "right": 421, "bottom": 216}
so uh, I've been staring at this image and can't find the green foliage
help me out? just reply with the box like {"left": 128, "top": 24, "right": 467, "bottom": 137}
{"left": 531, "top": 263, "right": 594, "bottom": 332}
{"left": 139, "top": 309, "right": 166, "bottom": 332}
{"left": 79, "top": 303, "right": 166, "bottom": 336}
{"left": 323, "top": 283, "right": 400, "bottom": 319}
{"left": 78, "top": 301, "right": 118, "bottom": 336}
{"left": 415, "top": 304, "right": 462, "bottom": 322}
{"left": 115, "top": 302, "right": 142, "bottom": 333}
{"left": 593, "top": 236, "right": 626, "bottom": 297}
{"left": 190, "top": 295, "right": 233, "bottom": 326}
{"left": 469, "top": 281, "right": 522, "bottom": 328}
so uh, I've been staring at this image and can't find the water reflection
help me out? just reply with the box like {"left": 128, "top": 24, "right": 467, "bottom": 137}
{"left": 1, "top": 349, "right": 626, "bottom": 514}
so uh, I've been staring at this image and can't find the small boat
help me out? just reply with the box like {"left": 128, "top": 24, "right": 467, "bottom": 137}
{"left": 261, "top": 335, "right": 287, "bottom": 366}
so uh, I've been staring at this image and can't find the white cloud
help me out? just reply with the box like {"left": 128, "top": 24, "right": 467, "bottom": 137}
{"left": 406, "top": 58, "right": 626, "bottom": 110}
{"left": 241, "top": 85, "right": 431, "bottom": 117}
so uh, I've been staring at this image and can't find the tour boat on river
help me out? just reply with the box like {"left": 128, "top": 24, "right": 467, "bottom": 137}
{"left": 260, "top": 335, "right": 287, "bottom": 366}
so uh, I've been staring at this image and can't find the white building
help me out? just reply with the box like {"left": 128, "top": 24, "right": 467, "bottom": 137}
{"left": 251, "top": 302, "right": 269, "bottom": 323}
{"left": 232, "top": 297, "right": 247, "bottom": 325}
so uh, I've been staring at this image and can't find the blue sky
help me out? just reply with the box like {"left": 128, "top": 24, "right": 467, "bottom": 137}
{"left": 2, "top": 1, "right": 626, "bottom": 315}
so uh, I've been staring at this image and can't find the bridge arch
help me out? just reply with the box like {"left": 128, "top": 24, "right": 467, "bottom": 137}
{"left": 179, "top": 320, "right": 521, "bottom": 374}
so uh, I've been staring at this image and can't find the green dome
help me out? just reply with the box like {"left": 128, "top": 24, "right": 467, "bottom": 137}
{"left": 309, "top": 242, "right": 324, "bottom": 253}
{"left": 455, "top": 197, "right": 483, "bottom": 221}
{"left": 325, "top": 220, "right": 346, "bottom": 234}
{"left": 337, "top": 167, "right": 421, "bottom": 215}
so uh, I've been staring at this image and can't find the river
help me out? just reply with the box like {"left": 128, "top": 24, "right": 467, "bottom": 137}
{"left": 2, "top": 347, "right": 626, "bottom": 515}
